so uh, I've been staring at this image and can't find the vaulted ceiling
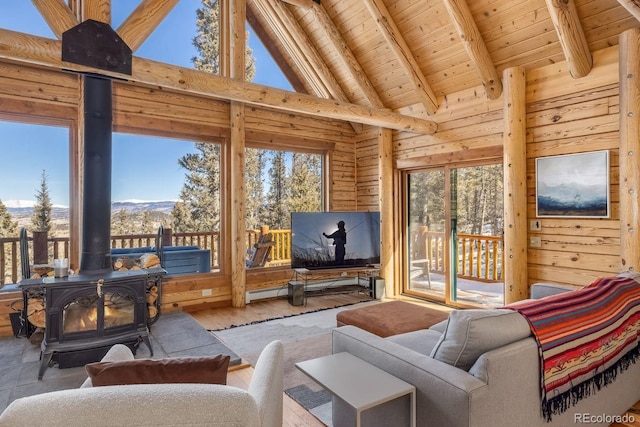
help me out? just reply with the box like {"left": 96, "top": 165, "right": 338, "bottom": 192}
{"left": 2, "top": 0, "right": 639, "bottom": 132}
{"left": 248, "top": 0, "right": 640, "bottom": 119}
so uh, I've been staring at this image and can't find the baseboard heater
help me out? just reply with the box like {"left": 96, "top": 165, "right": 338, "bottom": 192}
{"left": 245, "top": 277, "right": 360, "bottom": 303}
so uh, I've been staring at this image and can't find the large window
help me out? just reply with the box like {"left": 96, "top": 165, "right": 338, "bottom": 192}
{"left": 0, "top": 120, "right": 70, "bottom": 284}
{"left": 245, "top": 147, "right": 323, "bottom": 268}
{"left": 109, "top": 135, "right": 324, "bottom": 270}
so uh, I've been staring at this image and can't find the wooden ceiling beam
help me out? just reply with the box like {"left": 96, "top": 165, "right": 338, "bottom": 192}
{"left": 230, "top": 0, "right": 246, "bottom": 81}
{"left": 0, "top": 28, "right": 437, "bottom": 134}
{"left": 309, "top": 2, "right": 385, "bottom": 109}
{"left": 253, "top": 0, "right": 325, "bottom": 96}
{"left": 254, "top": 0, "right": 363, "bottom": 132}
{"left": 617, "top": 0, "right": 640, "bottom": 22}
{"left": 362, "top": 0, "right": 439, "bottom": 115}
{"left": 246, "top": 6, "right": 307, "bottom": 93}
{"left": 83, "top": 0, "right": 111, "bottom": 24}
{"left": 67, "top": 0, "right": 82, "bottom": 20}
{"left": 254, "top": 0, "right": 344, "bottom": 101}
{"left": 31, "top": 0, "right": 79, "bottom": 39}
{"left": 278, "top": 0, "right": 315, "bottom": 9}
{"left": 116, "top": 0, "right": 179, "bottom": 52}
{"left": 544, "top": 0, "right": 593, "bottom": 78}
{"left": 442, "top": 0, "right": 502, "bottom": 100}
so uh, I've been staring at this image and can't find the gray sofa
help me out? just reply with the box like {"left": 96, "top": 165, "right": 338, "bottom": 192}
{"left": 332, "top": 283, "right": 640, "bottom": 427}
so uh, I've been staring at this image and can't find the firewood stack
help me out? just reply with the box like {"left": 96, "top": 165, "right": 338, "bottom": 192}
{"left": 146, "top": 284, "right": 159, "bottom": 319}
{"left": 26, "top": 297, "right": 46, "bottom": 329}
{"left": 112, "top": 253, "right": 161, "bottom": 271}
{"left": 112, "top": 253, "right": 162, "bottom": 320}
{"left": 29, "top": 265, "right": 54, "bottom": 279}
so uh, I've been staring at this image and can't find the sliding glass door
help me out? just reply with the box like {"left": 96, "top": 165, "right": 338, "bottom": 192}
{"left": 406, "top": 169, "right": 448, "bottom": 300}
{"left": 404, "top": 163, "right": 504, "bottom": 307}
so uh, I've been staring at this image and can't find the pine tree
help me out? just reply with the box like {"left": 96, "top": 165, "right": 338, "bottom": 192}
{"left": 177, "top": 144, "right": 222, "bottom": 232}
{"left": 0, "top": 199, "right": 17, "bottom": 238}
{"left": 264, "top": 151, "right": 290, "bottom": 229}
{"left": 192, "top": 0, "right": 256, "bottom": 79}
{"left": 141, "top": 211, "right": 154, "bottom": 233}
{"left": 410, "top": 170, "right": 445, "bottom": 231}
{"left": 245, "top": 148, "right": 267, "bottom": 230}
{"left": 30, "top": 169, "right": 53, "bottom": 233}
{"left": 112, "top": 209, "right": 131, "bottom": 235}
{"left": 171, "top": 201, "right": 193, "bottom": 233}
{"left": 289, "top": 153, "right": 321, "bottom": 214}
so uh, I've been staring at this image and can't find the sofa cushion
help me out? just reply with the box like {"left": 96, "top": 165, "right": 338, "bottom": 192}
{"left": 530, "top": 282, "right": 579, "bottom": 299}
{"left": 387, "top": 329, "right": 443, "bottom": 355}
{"left": 85, "top": 355, "right": 230, "bottom": 387}
{"left": 429, "top": 309, "right": 531, "bottom": 370}
{"left": 428, "top": 319, "right": 448, "bottom": 333}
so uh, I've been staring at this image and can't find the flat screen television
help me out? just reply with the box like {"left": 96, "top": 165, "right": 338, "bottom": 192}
{"left": 291, "top": 211, "right": 381, "bottom": 269}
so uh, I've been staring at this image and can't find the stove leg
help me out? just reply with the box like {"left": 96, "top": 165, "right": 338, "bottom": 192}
{"left": 38, "top": 351, "right": 53, "bottom": 380}
{"left": 141, "top": 335, "right": 153, "bottom": 357}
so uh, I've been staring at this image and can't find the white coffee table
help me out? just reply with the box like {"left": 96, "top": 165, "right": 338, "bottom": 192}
{"left": 296, "top": 352, "right": 416, "bottom": 427}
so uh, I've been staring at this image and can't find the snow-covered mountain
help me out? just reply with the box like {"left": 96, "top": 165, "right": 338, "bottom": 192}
{"left": 111, "top": 200, "right": 176, "bottom": 215}
{"left": 5, "top": 200, "right": 177, "bottom": 227}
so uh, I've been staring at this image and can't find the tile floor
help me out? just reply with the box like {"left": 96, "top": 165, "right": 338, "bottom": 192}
{"left": 0, "top": 311, "right": 241, "bottom": 413}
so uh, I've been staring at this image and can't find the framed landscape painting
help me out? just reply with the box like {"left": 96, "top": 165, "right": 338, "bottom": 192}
{"left": 535, "top": 150, "right": 609, "bottom": 218}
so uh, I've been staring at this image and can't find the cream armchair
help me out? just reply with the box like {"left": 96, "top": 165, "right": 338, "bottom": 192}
{"left": 0, "top": 340, "right": 284, "bottom": 427}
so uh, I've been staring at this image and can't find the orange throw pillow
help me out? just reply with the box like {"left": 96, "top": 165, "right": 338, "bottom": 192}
{"left": 85, "top": 355, "right": 230, "bottom": 386}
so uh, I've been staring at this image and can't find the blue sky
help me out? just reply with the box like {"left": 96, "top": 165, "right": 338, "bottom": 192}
{"left": 0, "top": 1, "right": 292, "bottom": 206}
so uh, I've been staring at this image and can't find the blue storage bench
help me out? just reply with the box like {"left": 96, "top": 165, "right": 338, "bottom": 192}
{"left": 111, "top": 246, "right": 211, "bottom": 276}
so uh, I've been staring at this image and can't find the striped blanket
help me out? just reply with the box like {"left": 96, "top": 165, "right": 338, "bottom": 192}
{"left": 506, "top": 275, "right": 640, "bottom": 420}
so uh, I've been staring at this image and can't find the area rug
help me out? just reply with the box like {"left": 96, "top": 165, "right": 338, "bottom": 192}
{"left": 212, "top": 300, "right": 380, "bottom": 426}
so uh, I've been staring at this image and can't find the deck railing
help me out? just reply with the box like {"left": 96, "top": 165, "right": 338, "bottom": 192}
{"left": 456, "top": 233, "right": 503, "bottom": 282}
{"left": 411, "top": 229, "right": 503, "bottom": 282}
{"left": 1, "top": 228, "right": 292, "bottom": 286}
{"left": 2, "top": 228, "right": 501, "bottom": 286}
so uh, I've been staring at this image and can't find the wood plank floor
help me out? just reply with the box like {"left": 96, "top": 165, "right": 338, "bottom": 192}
{"left": 612, "top": 401, "right": 640, "bottom": 427}
{"left": 227, "top": 364, "right": 324, "bottom": 427}
{"left": 193, "top": 295, "right": 640, "bottom": 427}
{"left": 189, "top": 292, "right": 373, "bottom": 330}
{"left": 198, "top": 293, "right": 371, "bottom": 427}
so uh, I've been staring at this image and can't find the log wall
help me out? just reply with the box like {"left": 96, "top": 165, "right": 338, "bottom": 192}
{"left": 526, "top": 46, "right": 621, "bottom": 286}
{"left": 356, "top": 128, "right": 382, "bottom": 211}
{"left": 376, "top": 45, "right": 623, "bottom": 298}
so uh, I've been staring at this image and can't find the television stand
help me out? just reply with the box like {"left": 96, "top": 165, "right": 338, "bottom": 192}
{"left": 292, "top": 266, "right": 380, "bottom": 306}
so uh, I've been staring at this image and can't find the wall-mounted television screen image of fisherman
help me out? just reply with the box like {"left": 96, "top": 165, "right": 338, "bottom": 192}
{"left": 290, "top": 211, "right": 380, "bottom": 269}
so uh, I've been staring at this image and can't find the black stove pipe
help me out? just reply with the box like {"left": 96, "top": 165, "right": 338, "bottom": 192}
{"left": 80, "top": 75, "right": 113, "bottom": 272}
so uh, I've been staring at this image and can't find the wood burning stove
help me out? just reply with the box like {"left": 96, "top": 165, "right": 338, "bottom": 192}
{"left": 17, "top": 71, "right": 166, "bottom": 379}
{"left": 20, "top": 270, "right": 159, "bottom": 379}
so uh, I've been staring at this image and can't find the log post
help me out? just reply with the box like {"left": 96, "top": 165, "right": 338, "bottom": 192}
{"left": 230, "top": 102, "right": 246, "bottom": 308}
{"left": 502, "top": 66, "right": 528, "bottom": 303}
{"left": 227, "top": 0, "right": 248, "bottom": 308}
{"left": 619, "top": 29, "right": 640, "bottom": 273}
{"left": 378, "top": 127, "right": 394, "bottom": 296}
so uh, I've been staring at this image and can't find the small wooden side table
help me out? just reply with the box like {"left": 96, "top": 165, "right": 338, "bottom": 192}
{"left": 296, "top": 352, "right": 416, "bottom": 427}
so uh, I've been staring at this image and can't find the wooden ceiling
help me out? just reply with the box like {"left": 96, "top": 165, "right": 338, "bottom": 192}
{"left": 2, "top": 1, "right": 639, "bottom": 132}
{"left": 247, "top": 0, "right": 640, "bottom": 118}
